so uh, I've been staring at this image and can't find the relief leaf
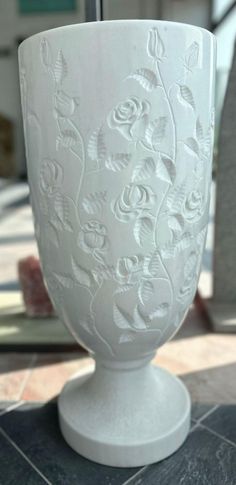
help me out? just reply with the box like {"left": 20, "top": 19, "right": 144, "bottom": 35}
{"left": 105, "top": 153, "right": 131, "bottom": 172}
{"left": 92, "top": 264, "right": 114, "bottom": 284}
{"left": 145, "top": 117, "right": 167, "bottom": 150}
{"left": 146, "top": 250, "right": 161, "bottom": 277}
{"left": 39, "top": 197, "right": 49, "bottom": 216}
{"left": 161, "top": 232, "right": 192, "bottom": 259}
{"left": 119, "top": 332, "right": 136, "bottom": 343}
{"left": 54, "top": 273, "right": 74, "bottom": 288}
{"left": 156, "top": 155, "right": 176, "bottom": 184}
{"left": 27, "top": 114, "right": 42, "bottom": 163}
{"left": 133, "top": 305, "right": 148, "bottom": 330}
{"left": 54, "top": 194, "right": 73, "bottom": 232}
{"left": 82, "top": 190, "right": 107, "bottom": 214}
{"left": 167, "top": 183, "right": 186, "bottom": 212}
{"left": 160, "top": 243, "right": 175, "bottom": 259}
{"left": 176, "top": 233, "right": 193, "bottom": 252}
{"left": 39, "top": 159, "right": 64, "bottom": 197}
{"left": 168, "top": 214, "right": 184, "bottom": 233}
{"left": 57, "top": 118, "right": 84, "bottom": 163}
{"left": 149, "top": 303, "right": 169, "bottom": 319}
{"left": 113, "top": 304, "right": 133, "bottom": 330}
{"left": 184, "top": 137, "right": 199, "bottom": 157}
{"left": 54, "top": 90, "right": 78, "bottom": 118}
{"left": 184, "top": 42, "right": 199, "bottom": 71}
{"left": 197, "top": 226, "right": 207, "bottom": 247}
{"left": 88, "top": 127, "right": 106, "bottom": 161}
{"left": 138, "top": 281, "right": 154, "bottom": 305}
{"left": 127, "top": 69, "right": 159, "bottom": 91}
{"left": 71, "top": 257, "right": 92, "bottom": 287}
{"left": 202, "top": 127, "right": 212, "bottom": 158}
{"left": 194, "top": 159, "right": 204, "bottom": 180}
{"left": 54, "top": 49, "right": 68, "bottom": 84}
{"left": 80, "top": 319, "right": 93, "bottom": 335}
{"left": 40, "top": 38, "right": 52, "bottom": 69}
{"left": 114, "top": 284, "right": 134, "bottom": 295}
{"left": 134, "top": 217, "right": 154, "bottom": 247}
{"left": 184, "top": 251, "right": 197, "bottom": 279}
{"left": 46, "top": 222, "right": 60, "bottom": 248}
{"left": 178, "top": 85, "right": 195, "bottom": 111}
{"left": 56, "top": 129, "right": 78, "bottom": 149}
{"left": 132, "top": 157, "right": 156, "bottom": 182}
{"left": 196, "top": 118, "right": 204, "bottom": 144}
{"left": 177, "top": 285, "right": 192, "bottom": 303}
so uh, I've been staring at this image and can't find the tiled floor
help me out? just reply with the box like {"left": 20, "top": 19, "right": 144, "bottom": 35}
{"left": 0, "top": 351, "right": 91, "bottom": 402}
{"left": 0, "top": 400, "right": 235, "bottom": 484}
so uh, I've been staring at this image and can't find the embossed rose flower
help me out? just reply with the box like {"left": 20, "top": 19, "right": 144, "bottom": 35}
{"left": 78, "top": 220, "right": 109, "bottom": 255}
{"left": 116, "top": 255, "right": 144, "bottom": 285}
{"left": 113, "top": 183, "right": 156, "bottom": 222}
{"left": 182, "top": 189, "right": 204, "bottom": 223}
{"left": 40, "top": 159, "right": 63, "bottom": 196}
{"left": 108, "top": 96, "right": 150, "bottom": 141}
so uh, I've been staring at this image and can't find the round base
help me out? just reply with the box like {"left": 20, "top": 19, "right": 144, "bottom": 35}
{"left": 58, "top": 363, "right": 190, "bottom": 467}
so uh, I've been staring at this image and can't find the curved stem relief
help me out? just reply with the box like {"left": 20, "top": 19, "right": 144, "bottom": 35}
{"left": 152, "top": 59, "right": 177, "bottom": 303}
{"left": 48, "top": 51, "right": 114, "bottom": 353}
{"left": 155, "top": 60, "right": 177, "bottom": 161}
{"left": 90, "top": 281, "right": 115, "bottom": 357}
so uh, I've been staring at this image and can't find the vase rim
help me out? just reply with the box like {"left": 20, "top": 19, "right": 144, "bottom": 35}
{"left": 19, "top": 19, "right": 215, "bottom": 51}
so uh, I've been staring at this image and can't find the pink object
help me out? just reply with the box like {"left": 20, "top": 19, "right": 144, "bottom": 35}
{"left": 18, "top": 256, "right": 54, "bottom": 317}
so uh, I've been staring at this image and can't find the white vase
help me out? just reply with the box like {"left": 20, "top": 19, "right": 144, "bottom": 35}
{"left": 19, "top": 20, "right": 216, "bottom": 467}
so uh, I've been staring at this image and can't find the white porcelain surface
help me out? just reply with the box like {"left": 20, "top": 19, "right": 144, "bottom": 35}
{"left": 19, "top": 20, "right": 216, "bottom": 467}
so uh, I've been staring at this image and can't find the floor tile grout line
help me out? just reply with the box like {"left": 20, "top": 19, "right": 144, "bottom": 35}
{"left": 198, "top": 423, "right": 236, "bottom": 449}
{"left": 190, "top": 422, "right": 199, "bottom": 433}
{"left": 121, "top": 465, "right": 148, "bottom": 485}
{"left": 0, "top": 400, "right": 24, "bottom": 417}
{"left": 0, "top": 426, "right": 52, "bottom": 485}
{"left": 196, "top": 404, "right": 220, "bottom": 424}
{"left": 18, "top": 353, "right": 37, "bottom": 401}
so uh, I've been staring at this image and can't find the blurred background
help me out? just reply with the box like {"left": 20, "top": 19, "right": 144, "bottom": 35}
{"left": 0, "top": 0, "right": 235, "bottom": 397}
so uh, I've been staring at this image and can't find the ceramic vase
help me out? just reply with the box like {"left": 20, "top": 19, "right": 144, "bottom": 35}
{"left": 19, "top": 20, "right": 216, "bottom": 467}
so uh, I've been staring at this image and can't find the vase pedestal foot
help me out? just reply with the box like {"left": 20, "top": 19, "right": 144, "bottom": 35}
{"left": 58, "top": 361, "right": 190, "bottom": 467}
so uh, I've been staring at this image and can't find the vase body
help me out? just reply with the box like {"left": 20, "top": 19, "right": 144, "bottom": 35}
{"left": 19, "top": 20, "right": 216, "bottom": 467}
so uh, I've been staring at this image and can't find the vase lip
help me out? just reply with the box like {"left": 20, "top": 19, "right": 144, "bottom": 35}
{"left": 18, "top": 18, "right": 215, "bottom": 52}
